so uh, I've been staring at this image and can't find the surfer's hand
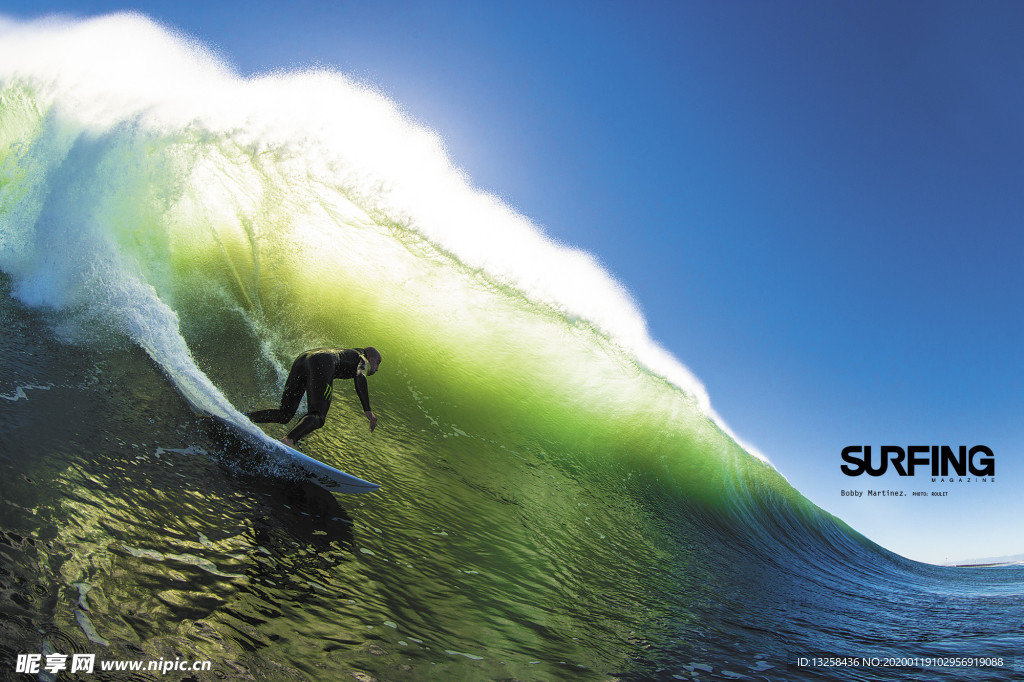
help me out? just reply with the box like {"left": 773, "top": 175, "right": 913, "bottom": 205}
{"left": 365, "top": 410, "right": 377, "bottom": 432}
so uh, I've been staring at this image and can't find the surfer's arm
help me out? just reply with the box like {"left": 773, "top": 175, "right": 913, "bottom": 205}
{"left": 353, "top": 374, "right": 376, "bottom": 432}
{"left": 353, "top": 374, "right": 371, "bottom": 411}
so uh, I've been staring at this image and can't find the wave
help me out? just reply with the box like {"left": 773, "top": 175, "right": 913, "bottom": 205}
{"left": 0, "top": 11, "right": 833, "bottom": 550}
{"left": 7, "top": 13, "right": 1024, "bottom": 680}
{"left": 0, "top": 12, "right": 780, "bottom": 461}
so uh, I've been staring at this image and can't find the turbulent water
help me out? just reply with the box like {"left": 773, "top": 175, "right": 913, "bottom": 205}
{"left": 1, "top": 13, "right": 1021, "bottom": 681}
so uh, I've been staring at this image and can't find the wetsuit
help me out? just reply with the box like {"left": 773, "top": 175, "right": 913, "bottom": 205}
{"left": 247, "top": 348, "right": 373, "bottom": 443}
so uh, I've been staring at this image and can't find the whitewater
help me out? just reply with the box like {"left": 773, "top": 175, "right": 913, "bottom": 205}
{"left": 1, "top": 13, "right": 1022, "bottom": 681}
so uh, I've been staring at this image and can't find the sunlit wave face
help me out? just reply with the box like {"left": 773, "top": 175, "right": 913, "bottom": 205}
{"left": 0, "top": 11, "right": 766, "bottom": 466}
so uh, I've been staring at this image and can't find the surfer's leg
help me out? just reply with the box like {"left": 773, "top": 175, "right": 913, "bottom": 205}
{"left": 247, "top": 355, "right": 308, "bottom": 423}
{"left": 285, "top": 353, "right": 335, "bottom": 442}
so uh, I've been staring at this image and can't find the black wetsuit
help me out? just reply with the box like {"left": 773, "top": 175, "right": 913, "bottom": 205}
{"left": 247, "top": 348, "right": 373, "bottom": 443}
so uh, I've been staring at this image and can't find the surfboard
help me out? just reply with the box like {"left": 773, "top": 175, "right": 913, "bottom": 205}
{"left": 200, "top": 412, "right": 381, "bottom": 494}
{"left": 272, "top": 438, "right": 381, "bottom": 494}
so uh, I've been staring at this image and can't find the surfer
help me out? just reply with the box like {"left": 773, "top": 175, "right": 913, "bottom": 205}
{"left": 247, "top": 347, "right": 382, "bottom": 447}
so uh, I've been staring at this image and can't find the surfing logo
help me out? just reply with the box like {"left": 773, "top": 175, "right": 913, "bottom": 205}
{"left": 841, "top": 445, "right": 994, "bottom": 477}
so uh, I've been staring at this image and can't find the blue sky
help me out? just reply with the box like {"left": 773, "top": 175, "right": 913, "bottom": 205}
{"left": 5, "top": 1, "right": 1022, "bottom": 565}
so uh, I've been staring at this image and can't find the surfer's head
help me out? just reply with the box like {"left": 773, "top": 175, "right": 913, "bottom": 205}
{"left": 363, "top": 346, "right": 382, "bottom": 375}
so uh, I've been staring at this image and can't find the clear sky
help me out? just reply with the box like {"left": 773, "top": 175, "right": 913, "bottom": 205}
{"left": 4, "top": 1, "right": 1022, "bottom": 565}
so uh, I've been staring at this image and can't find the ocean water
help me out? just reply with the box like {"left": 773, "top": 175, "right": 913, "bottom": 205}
{"left": 1, "top": 14, "right": 1021, "bottom": 682}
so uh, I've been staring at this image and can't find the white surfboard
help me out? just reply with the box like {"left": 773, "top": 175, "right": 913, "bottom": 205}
{"left": 271, "top": 437, "right": 381, "bottom": 494}
{"left": 200, "top": 411, "right": 381, "bottom": 494}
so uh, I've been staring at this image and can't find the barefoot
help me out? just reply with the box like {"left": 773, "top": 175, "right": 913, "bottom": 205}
{"left": 280, "top": 437, "right": 295, "bottom": 448}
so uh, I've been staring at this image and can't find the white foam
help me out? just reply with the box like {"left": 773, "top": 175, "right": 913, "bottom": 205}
{"left": 0, "top": 384, "right": 51, "bottom": 401}
{"left": 75, "top": 609, "right": 109, "bottom": 646}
